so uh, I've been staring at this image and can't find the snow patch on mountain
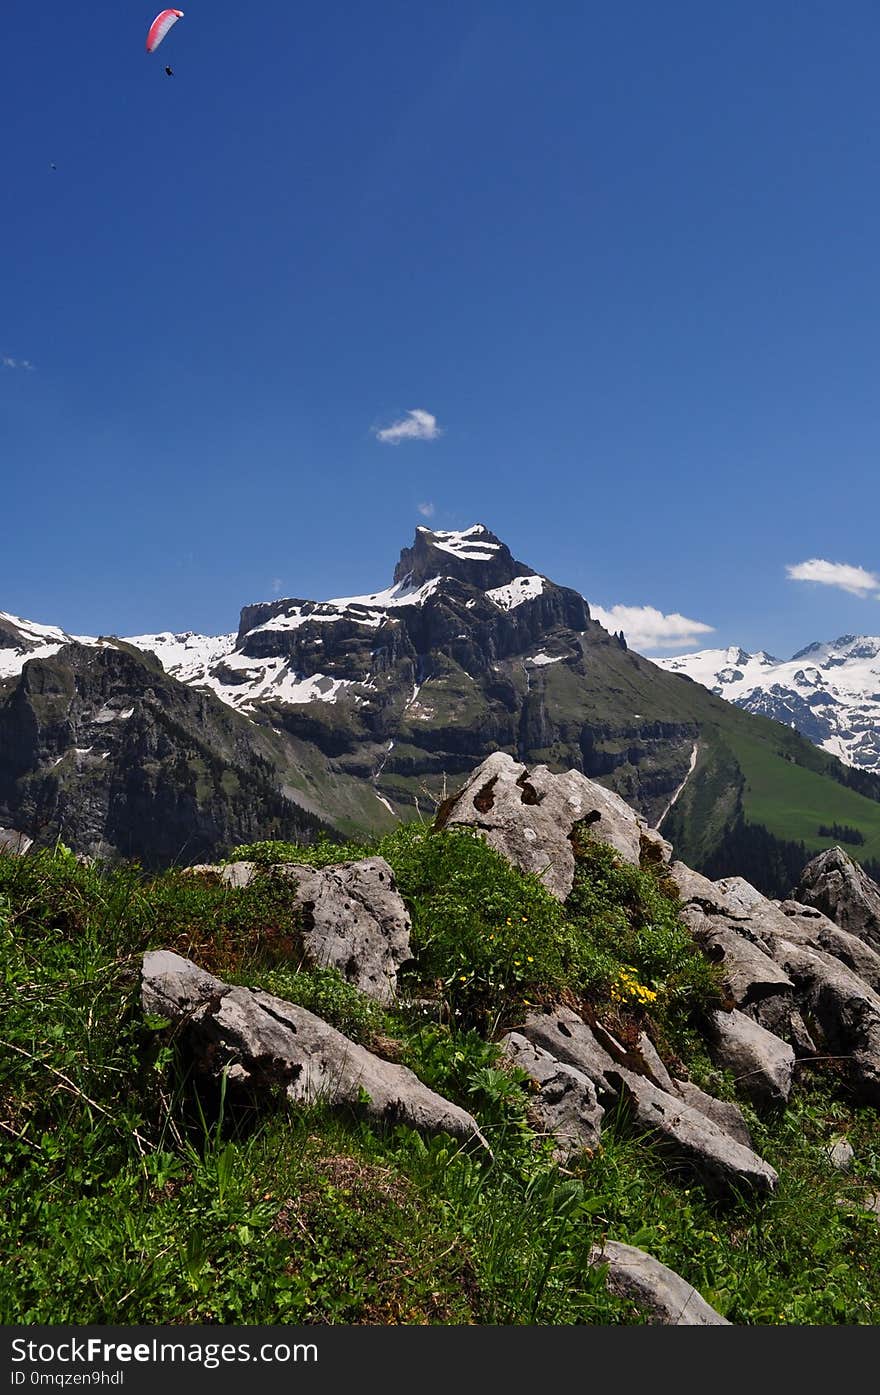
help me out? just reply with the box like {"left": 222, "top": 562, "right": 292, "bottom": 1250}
{"left": 0, "top": 611, "right": 97, "bottom": 682}
{"left": 250, "top": 577, "right": 444, "bottom": 635}
{"left": 421, "top": 524, "right": 500, "bottom": 562}
{"left": 487, "top": 576, "right": 545, "bottom": 610}
{"left": 125, "top": 631, "right": 237, "bottom": 681}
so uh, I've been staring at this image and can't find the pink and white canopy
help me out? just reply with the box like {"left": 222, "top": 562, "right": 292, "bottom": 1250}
{"left": 146, "top": 9, "right": 184, "bottom": 54}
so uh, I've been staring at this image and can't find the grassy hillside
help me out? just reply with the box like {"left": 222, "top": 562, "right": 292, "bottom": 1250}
{"left": 728, "top": 728, "right": 880, "bottom": 862}
{"left": 3, "top": 833, "right": 880, "bottom": 1324}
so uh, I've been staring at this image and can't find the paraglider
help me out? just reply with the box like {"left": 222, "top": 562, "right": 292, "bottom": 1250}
{"left": 146, "top": 9, "right": 183, "bottom": 55}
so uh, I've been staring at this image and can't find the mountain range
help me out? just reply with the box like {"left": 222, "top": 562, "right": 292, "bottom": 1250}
{"left": 659, "top": 636, "right": 880, "bottom": 772}
{"left": 4, "top": 524, "right": 880, "bottom": 886}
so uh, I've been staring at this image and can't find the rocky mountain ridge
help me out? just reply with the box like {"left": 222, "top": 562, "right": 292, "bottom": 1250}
{"left": 5, "top": 526, "right": 880, "bottom": 877}
{"left": 660, "top": 635, "right": 880, "bottom": 771}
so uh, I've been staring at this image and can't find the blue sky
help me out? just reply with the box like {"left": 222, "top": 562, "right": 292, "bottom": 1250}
{"left": 3, "top": 0, "right": 880, "bottom": 657}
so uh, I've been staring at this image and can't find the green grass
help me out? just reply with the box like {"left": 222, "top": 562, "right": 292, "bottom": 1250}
{"left": 727, "top": 728, "right": 880, "bottom": 862}
{"left": 4, "top": 839, "right": 880, "bottom": 1324}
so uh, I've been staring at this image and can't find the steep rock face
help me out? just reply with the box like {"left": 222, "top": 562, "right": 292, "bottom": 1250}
{"left": 0, "top": 642, "right": 328, "bottom": 865}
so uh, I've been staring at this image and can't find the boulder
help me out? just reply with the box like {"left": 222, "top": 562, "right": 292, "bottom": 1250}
{"left": 828, "top": 1138, "right": 854, "bottom": 1172}
{"left": 588, "top": 1241, "right": 730, "bottom": 1325}
{"left": 708, "top": 1009, "right": 795, "bottom": 1109}
{"left": 769, "top": 937, "right": 880, "bottom": 1105}
{"left": 668, "top": 864, "right": 745, "bottom": 918}
{"left": 636, "top": 1032, "right": 677, "bottom": 1094}
{"left": 141, "top": 950, "right": 487, "bottom": 1149}
{"left": 184, "top": 861, "right": 258, "bottom": 888}
{"left": 743, "top": 994, "right": 817, "bottom": 1057}
{"left": 516, "top": 1005, "right": 774, "bottom": 1189}
{"left": 795, "top": 848, "right": 880, "bottom": 956}
{"left": 714, "top": 876, "right": 775, "bottom": 919}
{"left": 672, "top": 1079, "right": 753, "bottom": 1150}
{"left": 500, "top": 1032, "right": 604, "bottom": 1160}
{"left": 694, "top": 920, "right": 793, "bottom": 1007}
{"left": 778, "top": 900, "right": 880, "bottom": 994}
{"left": 277, "top": 857, "right": 412, "bottom": 1006}
{"left": 607, "top": 1067, "right": 778, "bottom": 1196}
{"left": 514, "top": 1005, "right": 616, "bottom": 1088}
{"left": 184, "top": 856, "right": 411, "bottom": 1005}
{"left": 437, "top": 751, "right": 655, "bottom": 901}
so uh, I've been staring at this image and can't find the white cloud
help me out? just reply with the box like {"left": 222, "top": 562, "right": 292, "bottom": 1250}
{"left": 270, "top": 577, "right": 284, "bottom": 596}
{"left": 590, "top": 602, "right": 715, "bottom": 651}
{"left": 417, "top": 501, "right": 435, "bottom": 518}
{"left": 374, "top": 408, "right": 442, "bottom": 445}
{"left": 786, "top": 558, "right": 880, "bottom": 597}
{"left": 2, "top": 356, "right": 34, "bottom": 370}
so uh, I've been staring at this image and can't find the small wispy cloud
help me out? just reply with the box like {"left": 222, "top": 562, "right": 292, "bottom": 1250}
{"left": 786, "top": 558, "right": 880, "bottom": 597}
{"left": 270, "top": 577, "right": 284, "bottom": 596}
{"left": 417, "top": 501, "right": 436, "bottom": 518}
{"left": 2, "top": 356, "right": 34, "bottom": 371}
{"left": 374, "top": 408, "right": 442, "bottom": 445}
{"left": 590, "top": 602, "right": 715, "bottom": 651}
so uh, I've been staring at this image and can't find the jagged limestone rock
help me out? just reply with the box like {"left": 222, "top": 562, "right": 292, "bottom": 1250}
{"left": 636, "top": 1032, "right": 678, "bottom": 1094}
{"left": 778, "top": 900, "right": 880, "bottom": 993}
{"left": 607, "top": 1066, "right": 778, "bottom": 1196}
{"left": 708, "top": 1008, "right": 795, "bottom": 1109}
{"left": 276, "top": 857, "right": 412, "bottom": 1006}
{"left": 500, "top": 1032, "right": 604, "bottom": 1160}
{"left": 184, "top": 856, "right": 412, "bottom": 1005}
{"left": 437, "top": 751, "right": 662, "bottom": 901}
{"left": 588, "top": 1240, "right": 730, "bottom": 1325}
{"left": 141, "top": 950, "right": 488, "bottom": 1149}
{"left": 669, "top": 863, "right": 746, "bottom": 918}
{"left": 514, "top": 1005, "right": 617, "bottom": 1087}
{"left": 515, "top": 1006, "right": 776, "bottom": 1194}
{"left": 796, "top": 847, "right": 880, "bottom": 956}
{"left": 769, "top": 937, "right": 880, "bottom": 1106}
{"left": 672, "top": 1079, "right": 753, "bottom": 1150}
{"left": 691, "top": 916, "right": 794, "bottom": 1007}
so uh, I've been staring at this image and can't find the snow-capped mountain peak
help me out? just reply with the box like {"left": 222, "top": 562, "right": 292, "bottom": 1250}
{"left": 659, "top": 635, "right": 880, "bottom": 770}
{"left": 0, "top": 526, "right": 567, "bottom": 719}
{"left": 0, "top": 611, "right": 96, "bottom": 681}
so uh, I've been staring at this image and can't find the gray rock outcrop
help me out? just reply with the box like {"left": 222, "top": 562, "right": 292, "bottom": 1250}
{"left": 607, "top": 1066, "right": 778, "bottom": 1196}
{"left": 185, "top": 856, "right": 412, "bottom": 1005}
{"left": 693, "top": 918, "right": 794, "bottom": 1007}
{"left": 277, "top": 857, "right": 412, "bottom": 1006}
{"left": 0, "top": 826, "right": 32, "bottom": 855}
{"left": 708, "top": 1009, "right": 795, "bottom": 1108}
{"left": 437, "top": 751, "right": 665, "bottom": 901}
{"left": 588, "top": 1240, "right": 730, "bottom": 1325}
{"left": 672, "top": 1079, "right": 753, "bottom": 1149}
{"left": 514, "top": 1006, "right": 776, "bottom": 1194}
{"left": 796, "top": 847, "right": 880, "bottom": 955}
{"left": 500, "top": 1032, "right": 604, "bottom": 1159}
{"left": 141, "top": 950, "right": 487, "bottom": 1148}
